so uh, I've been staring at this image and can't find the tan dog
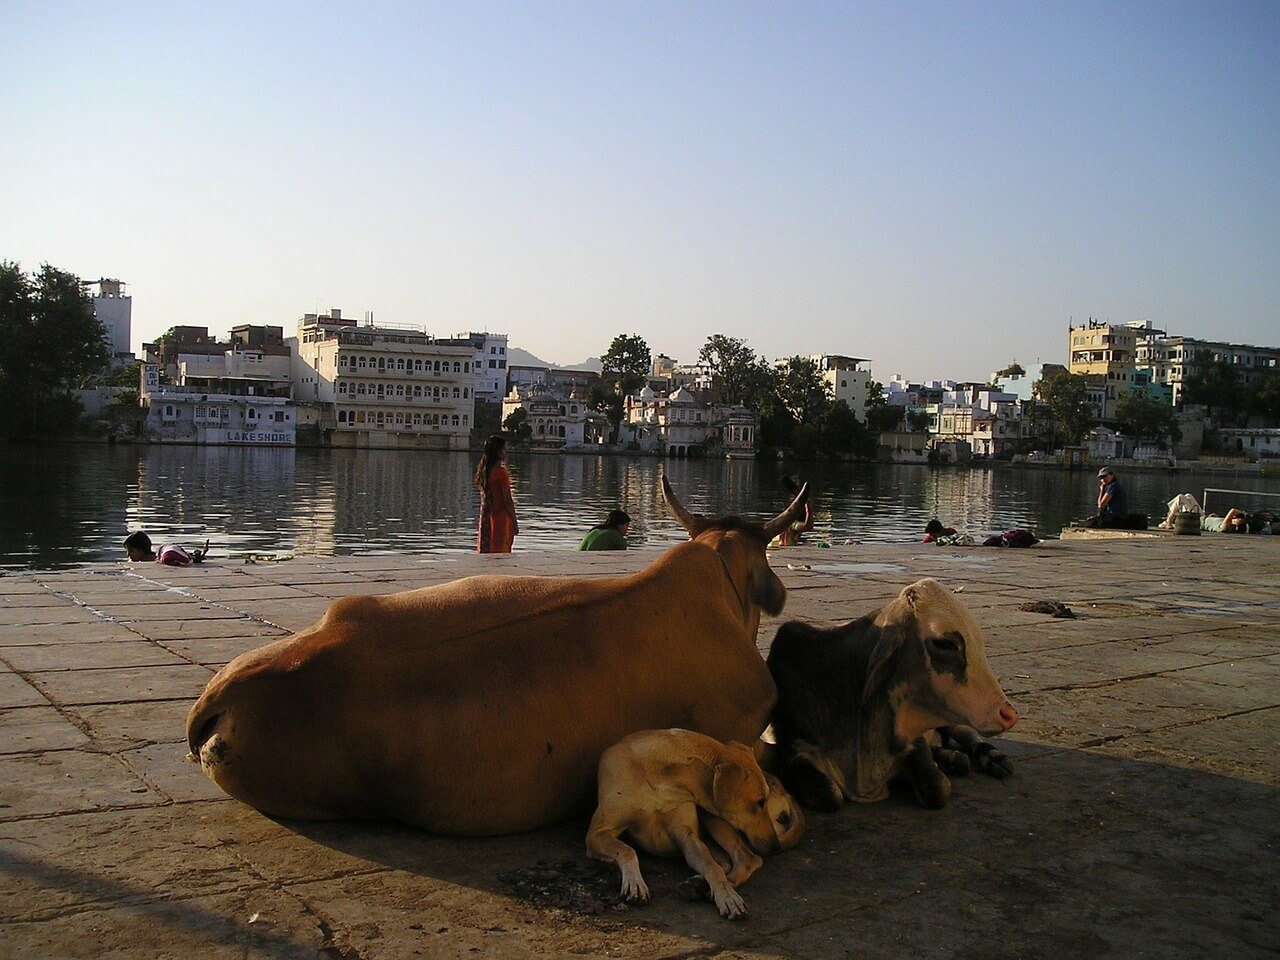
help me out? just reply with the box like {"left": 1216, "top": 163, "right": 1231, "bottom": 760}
{"left": 587, "top": 729, "right": 804, "bottom": 919}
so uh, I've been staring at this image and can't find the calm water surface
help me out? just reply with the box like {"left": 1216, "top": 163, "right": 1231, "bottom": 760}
{"left": 3, "top": 444, "right": 1279, "bottom": 569}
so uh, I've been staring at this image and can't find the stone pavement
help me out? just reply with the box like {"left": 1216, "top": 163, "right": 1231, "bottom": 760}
{"left": 1, "top": 537, "right": 1277, "bottom": 959}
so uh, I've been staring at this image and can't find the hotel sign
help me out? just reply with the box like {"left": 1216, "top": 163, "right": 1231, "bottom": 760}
{"left": 226, "top": 430, "right": 293, "bottom": 445}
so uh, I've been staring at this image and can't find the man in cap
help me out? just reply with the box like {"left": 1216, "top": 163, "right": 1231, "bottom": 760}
{"left": 1096, "top": 467, "right": 1129, "bottom": 528}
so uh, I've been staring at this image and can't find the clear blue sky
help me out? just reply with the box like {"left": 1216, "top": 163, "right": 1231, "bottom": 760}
{"left": 3, "top": 1, "right": 1277, "bottom": 382}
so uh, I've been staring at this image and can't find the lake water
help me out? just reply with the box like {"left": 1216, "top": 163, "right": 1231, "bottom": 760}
{"left": 3, "top": 444, "right": 1278, "bottom": 569}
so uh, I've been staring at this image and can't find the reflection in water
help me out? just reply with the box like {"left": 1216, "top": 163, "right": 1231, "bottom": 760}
{"left": 4, "top": 443, "right": 1279, "bottom": 569}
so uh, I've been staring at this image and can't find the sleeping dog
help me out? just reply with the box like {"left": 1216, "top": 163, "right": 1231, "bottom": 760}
{"left": 587, "top": 729, "right": 804, "bottom": 919}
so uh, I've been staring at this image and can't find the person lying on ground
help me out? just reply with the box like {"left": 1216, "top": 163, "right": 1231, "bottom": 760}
{"left": 1201, "top": 508, "right": 1248, "bottom": 533}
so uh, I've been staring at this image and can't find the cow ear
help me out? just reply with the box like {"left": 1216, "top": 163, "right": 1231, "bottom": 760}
{"left": 862, "top": 624, "right": 906, "bottom": 701}
{"left": 749, "top": 564, "right": 788, "bottom": 616}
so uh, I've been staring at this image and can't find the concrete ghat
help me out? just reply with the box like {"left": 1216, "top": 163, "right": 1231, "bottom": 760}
{"left": 0, "top": 538, "right": 1277, "bottom": 959}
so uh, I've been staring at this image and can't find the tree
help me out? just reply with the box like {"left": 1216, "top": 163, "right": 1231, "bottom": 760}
{"left": 775, "top": 356, "right": 831, "bottom": 423}
{"left": 863, "top": 380, "right": 904, "bottom": 432}
{"left": 1034, "top": 369, "right": 1093, "bottom": 444}
{"left": 906, "top": 409, "right": 932, "bottom": 434}
{"left": 698, "top": 335, "right": 760, "bottom": 406}
{"left": 502, "top": 406, "right": 532, "bottom": 441}
{"left": 0, "top": 262, "right": 111, "bottom": 439}
{"left": 993, "top": 362, "right": 1025, "bottom": 382}
{"left": 1115, "top": 391, "right": 1181, "bottom": 447}
{"left": 1248, "top": 372, "right": 1280, "bottom": 423}
{"left": 585, "top": 381, "right": 623, "bottom": 440}
{"left": 1181, "top": 360, "right": 1243, "bottom": 421}
{"left": 600, "top": 334, "right": 651, "bottom": 394}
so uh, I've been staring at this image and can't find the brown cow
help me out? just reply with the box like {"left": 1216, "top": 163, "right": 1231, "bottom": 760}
{"left": 185, "top": 478, "right": 807, "bottom": 836}
{"left": 766, "top": 579, "right": 1019, "bottom": 812}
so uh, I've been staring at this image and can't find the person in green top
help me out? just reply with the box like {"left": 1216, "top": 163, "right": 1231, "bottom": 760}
{"left": 578, "top": 510, "right": 631, "bottom": 551}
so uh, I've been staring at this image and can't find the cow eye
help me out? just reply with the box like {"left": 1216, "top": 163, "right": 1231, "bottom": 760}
{"left": 929, "top": 635, "right": 962, "bottom": 653}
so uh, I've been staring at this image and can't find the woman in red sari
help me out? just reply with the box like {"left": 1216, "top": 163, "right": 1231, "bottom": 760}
{"left": 475, "top": 435, "right": 518, "bottom": 553}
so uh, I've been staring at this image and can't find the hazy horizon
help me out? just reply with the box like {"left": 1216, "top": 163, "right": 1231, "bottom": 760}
{"left": 3, "top": 2, "right": 1277, "bottom": 383}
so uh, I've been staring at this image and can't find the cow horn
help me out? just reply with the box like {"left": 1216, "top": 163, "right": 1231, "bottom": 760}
{"left": 661, "top": 475, "right": 707, "bottom": 536}
{"left": 762, "top": 482, "right": 810, "bottom": 540}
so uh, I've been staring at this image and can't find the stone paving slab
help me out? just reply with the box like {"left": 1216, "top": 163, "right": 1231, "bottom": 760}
{"left": 0, "top": 535, "right": 1278, "bottom": 959}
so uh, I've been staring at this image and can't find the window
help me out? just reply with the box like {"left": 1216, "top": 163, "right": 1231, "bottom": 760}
{"left": 413, "top": 412, "right": 421, "bottom": 425}
{"left": 357, "top": 382, "right": 366, "bottom": 395}
{"left": 356, "top": 410, "right": 366, "bottom": 424}
{"left": 489, "top": 359, "right": 497, "bottom": 368}
{"left": 462, "top": 413, "right": 468, "bottom": 425}
{"left": 397, "top": 358, "right": 405, "bottom": 370}
{"left": 377, "top": 384, "right": 385, "bottom": 397}
{"left": 358, "top": 356, "right": 367, "bottom": 369}
{"left": 247, "top": 408, "right": 257, "bottom": 420}
{"left": 414, "top": 359, "right": 422, "bottom": 372}
{"left": 453, "top": 387, "right": 460, "bottom": 398}
{"left": 463, "top": 387, "right": 469, "bottom": 398}
{"left": 338, "top": 381, "right": 348, "bottom": 394}
{"left": 378, "top": 357, "right": 386, "bottom": 371}
{"left": 463, "top": 362, "right": 469, "bottom": 373}
{"left": 274, "top": 411, "right": 285, "bottom": 422}
{"left": 453, "top": 415, "right": 460, "bottom": 426}
{"left": 434, "top": 360, "right": 442, "bottom": 373}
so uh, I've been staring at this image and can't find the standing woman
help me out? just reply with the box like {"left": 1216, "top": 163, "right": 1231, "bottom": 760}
{"left": 476, "top": 435, "right": 518, "bottom": 553}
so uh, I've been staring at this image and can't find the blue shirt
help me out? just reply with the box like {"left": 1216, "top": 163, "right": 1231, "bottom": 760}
{"left": 1101, "top": 480, "right": 1128, "bottom": 518}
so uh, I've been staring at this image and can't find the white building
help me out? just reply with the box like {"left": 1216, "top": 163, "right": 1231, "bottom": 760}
{"left": 85, "top": 278, "right": 132, "bottom": 359}
{"left": 623, "top": 386, "right": 757, "bottom": 458}
{"left": 451, "top": 331, "right": 509, "bottom": 400}
{"left": 501, "top": 383, "right": 607, "bottom": 447}
{"left": 811, "top": 355, "right": 872, "bottom": 419}
{"left": 174, "top": 347, "right": 292, "bottom": 397}
{"left": 139, "top": 365, "right": 295, "bottom": 445}
{"left": 294, "top": 311, "right": 475, "bottom": 450}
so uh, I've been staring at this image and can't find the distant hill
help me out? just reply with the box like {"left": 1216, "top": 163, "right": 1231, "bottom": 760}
{"left": 508, "top": 347, "right": 603, "bottom": 373}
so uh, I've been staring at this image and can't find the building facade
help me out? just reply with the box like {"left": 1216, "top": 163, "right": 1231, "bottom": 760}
{"left": 501, "top": 383, "right": 607, "bottom": 447}
{"left": 1136, "top": 335, "right": 1280, "bottom": 405}
{"left": 451, "top": 332, "right": 509, "bottom": 400}
{"left": 623, "top": 386, "right": 757, "bottom": 458}
{"left": 85, "top": 278, "right": 133, "bottom": 360}
{"left": 812, "top": 355, "right": 871, "bottom": 418}
{"left": 139, "top": 365, "right": 296, "bottom": 445}
{"left": 293, "top": 311, "right": 474, "bottom": 450}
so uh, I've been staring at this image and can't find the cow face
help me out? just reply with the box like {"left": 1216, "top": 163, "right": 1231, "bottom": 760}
{"left": 662, "top": 476, "right": 806, "bottom": 618}
{"left": 712, "top": 742, "right": 782, "bottom": 855}
{"left": 868, "top": 579, "right": 1019, "bottom": 739}
{"left": 763, "top": 772, "right": 805, "bottom": 850}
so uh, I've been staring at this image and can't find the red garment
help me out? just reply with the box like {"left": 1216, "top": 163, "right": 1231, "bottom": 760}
{"left": 477, "top": 465, "right": 516, "bottom": 553}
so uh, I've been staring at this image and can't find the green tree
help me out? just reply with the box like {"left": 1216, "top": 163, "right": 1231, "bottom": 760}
{"left": 863, "top": 380, "right": 905, "bottom": 432}
{"left": 1115, "top": 391, "right": 1182, "bottom": 446}
{"left": 698, "top": 334, "right": 761, "bottom": 406}
{"left": 1034, "top": 369, "right": 1093, "bottom": 444}
{"left": 906, "top": 409, "right": 932, "bottom": 433}
{"left": 502, "top": 406, "right": 533, "bottom": 441}
{"left": 775, "top": 356, "right": 831, "bottom": 422}
{"left": 585, "top": 380, "right": 623, "bottom": 440}
{"left": 1181, "top": 360, "right": 1243, "bottom": 421}
{"left": 992, "top": 362, "right": 1025, "bottom": 382}
{"left": 601, "top": 334, "right": 651, "bottom": 394}
{"left": 1246, "top": 371, "right": 1280, "bottom": 424}
{"left": 0, "top": 262, "right": 111, "bottom": 439}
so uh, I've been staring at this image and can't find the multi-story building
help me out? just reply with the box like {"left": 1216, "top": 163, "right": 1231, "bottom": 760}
{"left": 143, "top": 324, "right": 291, "bottom": 385}
{"left": 451, "top": 332, "right": 509, "bottom": 400}
{"left": 1068, "top": 321, "right": 1145, "bottom": 421}
{"left": 1136, "top": 334, "right": 1280, "bottom": 405}
{"left": 138, "top": 364, "right": 296, "bottom": 446}
{"left": 812, "top": 355, "right": 871, "bottom": 418}
{"left": 84, "top": 278, "right": 133, "bottom": 360}
{"left": 293, "top": 310, "right": 474, "bottom": 450}
{"left": 622, "top": 386, "right": 757, "bottom": 458}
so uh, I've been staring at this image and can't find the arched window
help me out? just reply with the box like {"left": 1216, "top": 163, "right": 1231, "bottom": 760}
{"left": 378, "top": 357, "right": 385, "bottom": 370}
{"left": 453, "top": 361, "right": 461, "bottom": 372}
{"left": 434, "top": 360, "right": 441, "bottom": 373}
{"left": 452, "top": 387, "right": 460, "bottom": 398}
{"left": 463, "top": 361, "right": 469, "bottom": 373}
{"left": 397, "top": 358, "right": 405, "bottom": 370}
{"left": 452, "top": 414, "right": 460, "bottom": 426}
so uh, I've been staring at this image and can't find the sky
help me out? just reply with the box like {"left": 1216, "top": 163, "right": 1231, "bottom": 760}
{"left": 2, "top": 2, "right": 1277, "bottom": 382}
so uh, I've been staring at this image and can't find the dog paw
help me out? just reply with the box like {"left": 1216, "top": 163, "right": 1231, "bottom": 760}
{"left": 620, "top": 874, "right": 650, "bottom": 904}
{"left": 713, "top": 885, "right": 748, "bottom": 920}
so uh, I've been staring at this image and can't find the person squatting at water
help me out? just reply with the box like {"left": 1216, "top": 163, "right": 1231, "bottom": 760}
{"left": 124, "top": 532, "right": 208, "bottom": 566}
{"left": 578, "top": 510, "right": 631, "bottom": 551}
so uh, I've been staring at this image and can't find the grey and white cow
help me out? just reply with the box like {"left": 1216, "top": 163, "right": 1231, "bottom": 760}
{"left": 766, "top": 579, "right": 1019, "bottom": 811}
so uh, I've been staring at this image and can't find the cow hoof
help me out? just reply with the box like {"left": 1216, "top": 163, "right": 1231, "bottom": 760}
{"left": 677, "top": 875, "right": 712, "bottom": 902}
{"left": 974, "top": 743, "right": 1014, "bottom": 779}
{"left": 933, "top": 747, "right": 971, "bottom": 777}
{"left": 784, "top": 762, "right": 843, "bottom": 812}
